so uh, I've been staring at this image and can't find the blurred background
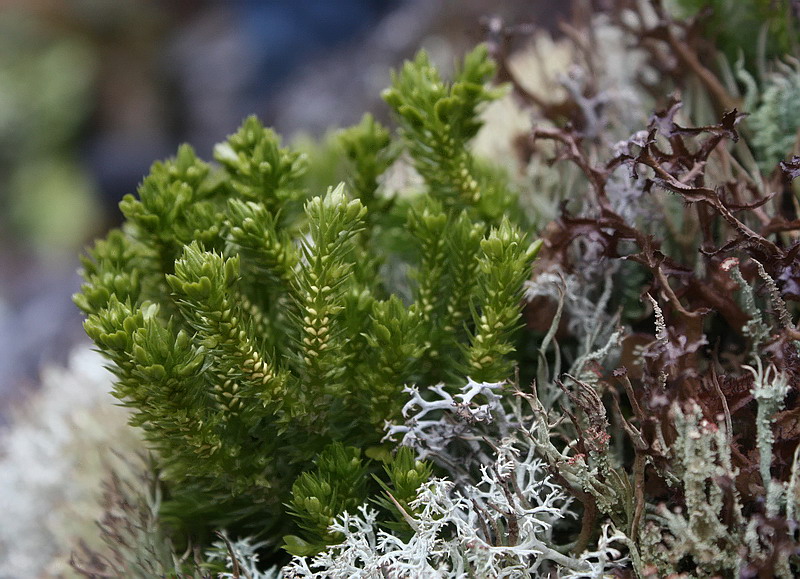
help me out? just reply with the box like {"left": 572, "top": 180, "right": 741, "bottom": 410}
{"left": 0, "top": 0, "right": 569, "bottom": 419}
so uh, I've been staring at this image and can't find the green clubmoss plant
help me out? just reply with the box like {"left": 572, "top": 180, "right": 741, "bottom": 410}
{"left": 75, "top": 44, "right": 539, "bottom": 564}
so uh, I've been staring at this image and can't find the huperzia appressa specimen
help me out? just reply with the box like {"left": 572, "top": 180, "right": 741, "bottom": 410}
{"left": 75, "top": 44, "right": 539, "bottom": 567}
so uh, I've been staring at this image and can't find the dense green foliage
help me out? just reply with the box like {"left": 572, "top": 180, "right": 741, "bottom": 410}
{"left": 670, "top": 0, "right": 799, "bottom": 63}
{"left": 75, "top": 45, "right": 538, "bottom": 561}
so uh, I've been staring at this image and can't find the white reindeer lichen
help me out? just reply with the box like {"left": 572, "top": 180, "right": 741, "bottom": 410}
{"left": 283, "top": 444, "right": 627, "bottom": 578}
